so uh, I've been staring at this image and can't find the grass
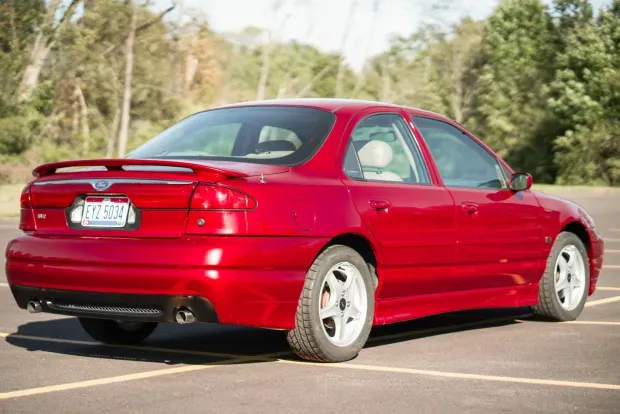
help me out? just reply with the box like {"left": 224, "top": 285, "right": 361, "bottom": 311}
{"left": 532, "top": 184, "right": 620, "bottom": 194}
{"left": 0, "top": 182, "right": 616, "bottom": 219}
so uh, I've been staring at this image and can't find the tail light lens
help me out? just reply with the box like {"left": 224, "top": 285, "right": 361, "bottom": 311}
{"left": 20, "top": 183, "right": 33, "bottom": 208}
{"left": 191, "top": 184, "right": 256, "bottom": 210}
{"left": 19, "top": 183, "right": 36, "bottom": 231}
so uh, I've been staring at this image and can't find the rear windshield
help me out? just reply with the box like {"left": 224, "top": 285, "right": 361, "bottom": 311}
{"left": 127, "top": 106, "right": 336, "bottom": 165}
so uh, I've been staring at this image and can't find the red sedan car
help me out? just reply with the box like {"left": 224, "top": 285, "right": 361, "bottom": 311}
{"left": 6, "top": 99, "right": 604, "bottom": 362}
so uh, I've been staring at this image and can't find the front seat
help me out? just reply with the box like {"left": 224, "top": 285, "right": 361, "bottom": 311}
{"left": 357, "top": 140, "right": 403, "bottom": 182}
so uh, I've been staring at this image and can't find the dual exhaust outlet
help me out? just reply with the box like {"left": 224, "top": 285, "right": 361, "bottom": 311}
{"left": 27, "top": 299, "right": 196, "bottom": 324}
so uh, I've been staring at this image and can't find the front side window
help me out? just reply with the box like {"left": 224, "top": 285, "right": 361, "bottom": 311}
{"left": 412, "top": 116, "right": 507, "bottom": 189}
{"left": 127, "top": 106, "right": 335, "bottom": 165}
{"left": 343, "top": 114, "right": 430, "bottom": 184}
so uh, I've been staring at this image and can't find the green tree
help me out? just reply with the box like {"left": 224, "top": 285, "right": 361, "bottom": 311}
{"left": 472, "top": 0, "right": 556, "bottom": 181}
{"left": 548, "top": 0, "right": 620, "bottom": 185}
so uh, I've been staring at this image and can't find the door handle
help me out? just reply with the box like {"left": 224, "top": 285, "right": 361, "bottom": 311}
{"left": 461, "top": 202, "right": 479, "bottom": 215}
{"left": 369, "top": 199, "right": 391, "bottom": 210}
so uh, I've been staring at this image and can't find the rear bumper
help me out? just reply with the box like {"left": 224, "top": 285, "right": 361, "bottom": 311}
{"left": 6, "top": 234, "right": 328, "bottom": 329}
{"left": 10, "top": 285, "right": 218, "bottom": 323}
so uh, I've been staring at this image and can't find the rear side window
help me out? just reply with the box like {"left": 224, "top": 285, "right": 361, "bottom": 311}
{"left": 127, "top": 106, "right": 335, "bottom": 165}
{"left": 342, "top": 114, "right": 430, "bottom": 184}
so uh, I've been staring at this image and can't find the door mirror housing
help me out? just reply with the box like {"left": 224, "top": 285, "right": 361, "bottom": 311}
{"left": 509, "top": 173, "right": 533, "bottom": 191}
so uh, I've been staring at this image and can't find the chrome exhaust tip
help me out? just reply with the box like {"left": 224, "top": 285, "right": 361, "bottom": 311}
{"left": 27, "top": 300, "right": 42, "bottom": 314}
{"left": 175, "top": 308, "right": 195, "bottom": 324}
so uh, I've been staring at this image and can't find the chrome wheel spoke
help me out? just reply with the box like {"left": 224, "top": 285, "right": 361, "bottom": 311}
{"left": 344, "top": 301, "right": 361, "bottom": 322}
{"left": 333, "top": 315, "right": 346, "bottom": 342}
{"left": 566, "top": 251, "right": 575, "bottom": 269}
{"left": 340, "top": 264, "right": 355, "bottom": 291}
{"left": 556, "top": 277, "right": 570, "bottom": 292}
{"left": 563, "top": 287, "right": 572, "bottom": 308}
{"left": 555, "top": 258, "right": 569, "bottom": 292}
{"left": 325, "top": 272, "right": 343, "bottom": 299}
{"left": 320, "top": 300, "right": 340, "bottom": 319}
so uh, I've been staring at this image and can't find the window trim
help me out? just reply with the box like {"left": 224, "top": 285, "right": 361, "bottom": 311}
{"left": 341, "top": 112, "right": 433, "bottom": 186}
{"left": 410, "top": 115, "right": 511, "bottom": 191}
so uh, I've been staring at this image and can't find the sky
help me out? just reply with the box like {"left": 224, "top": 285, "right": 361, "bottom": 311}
{"left": 162, "top": 0, "right": 612, "bottom": 70}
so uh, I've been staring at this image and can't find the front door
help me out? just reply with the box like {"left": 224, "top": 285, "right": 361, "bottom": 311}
{"left": 411, "top": 115, "right": 544, "bottom": 291}
{"left": 340, "top": 110, "right": 457, "bottom": 299}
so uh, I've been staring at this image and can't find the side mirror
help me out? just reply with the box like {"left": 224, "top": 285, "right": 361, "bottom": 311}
{"left": 509, "top": 173, "right": 533, "bottom": 191}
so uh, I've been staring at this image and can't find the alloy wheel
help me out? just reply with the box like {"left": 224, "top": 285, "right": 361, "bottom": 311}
{"left": 319, "top": 261, "right": 368, "bottom": 347}
{"left": 554, "top": 245, "right": 586, "bottom": 311}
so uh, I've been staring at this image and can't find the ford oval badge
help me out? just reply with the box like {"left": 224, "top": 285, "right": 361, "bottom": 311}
{"left": 93, "top": 180, "right": 111, "bottom": 191}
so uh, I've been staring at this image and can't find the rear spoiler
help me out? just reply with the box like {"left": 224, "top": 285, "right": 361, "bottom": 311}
{"left": 33, "top": 158, "right": 248, "bottom": 180}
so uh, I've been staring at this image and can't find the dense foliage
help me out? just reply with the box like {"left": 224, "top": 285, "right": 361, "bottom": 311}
{"left": 0, "top": 0, "right": 618, "bottom": 185}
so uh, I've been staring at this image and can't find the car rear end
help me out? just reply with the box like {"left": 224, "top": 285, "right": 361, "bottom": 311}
{"left": 6, "top": 105, "right": 337, "bottom": 330}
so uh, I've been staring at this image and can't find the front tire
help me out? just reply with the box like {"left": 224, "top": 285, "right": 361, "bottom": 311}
{"left": 287, "top": 245, "right": 374, "bottom": 363}
{"left": 78, "top": 318, "right": 158, "bottom": 345}
{"left": 533, "top": 232, "right": 590, "bottom": 321}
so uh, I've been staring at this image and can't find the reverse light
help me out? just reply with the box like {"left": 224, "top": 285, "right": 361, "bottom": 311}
{"left": 70, "top": 205, "right": 83, "bottom": 223}
{"left": 128, "top": 206, "right": 137, "bottom": 224}
{"left": 190, "top": 184, "right": 256, "bottom": 210}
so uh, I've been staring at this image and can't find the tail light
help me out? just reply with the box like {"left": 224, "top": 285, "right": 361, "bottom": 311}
{"left": 186, "top": 184, "right": 256, "bottom": 235}
{"left": 190, "top": 184, "right": 256, "bottom": 210}
{"left": 19, "top": 183, "right": 36, "bottom": 231}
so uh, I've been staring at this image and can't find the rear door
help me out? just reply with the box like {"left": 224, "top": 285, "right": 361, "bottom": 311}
{"left": 340, "top": 109, "right": 457, "bottom": 298}
{"left": 410, "top": 115, "right": 544, "bottom": 290}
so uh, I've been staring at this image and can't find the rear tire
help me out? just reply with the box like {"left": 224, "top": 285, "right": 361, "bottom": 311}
{"left": 78, "top": 318, "right": 158, "bottom": 345}
{"left": 533, "top": 232, "right": 590, "bottom": 321}
{"left": 287, "top": 245, "right": 374, "bottom": 363}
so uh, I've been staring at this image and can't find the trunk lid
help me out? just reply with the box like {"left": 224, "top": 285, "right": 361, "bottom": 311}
{"left": 28, "top": 158, "right": 288, "bottom": 238}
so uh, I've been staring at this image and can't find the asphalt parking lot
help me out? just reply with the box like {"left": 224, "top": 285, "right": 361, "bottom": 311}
{"left": 1, "top": 189, "right": 619, "bottom": 413}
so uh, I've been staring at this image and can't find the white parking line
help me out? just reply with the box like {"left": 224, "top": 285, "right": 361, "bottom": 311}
{"left": 585, "top": 296, "right": 620, "bottom": 307}
{"left": 603, "top": 265, "right": 620, "bottom": 269}
{"left": 564, "top": 321, "right": 620, "bottom": 326}
{"left": 598, "top": 287, "right": 620, "bottom": 291}
{"left": 516, "top": 319, "right": 620, "bottom": 327}
{"left": 604, "top": 238, "right": 620, "bottom": 242}
{"left": 0, "top": 333, "right": 290, "bottom": 400}
{"left": 0, "top": 283, "right": 8, "bottom": 288}
{"left": 605, "top": 250, "right": 620, "bottom": 253}
{"left": 0, "top": 364, "right": 220, "bottom": 400}
{"left": 277, "top": 360, "right": 620, "bottom": 391}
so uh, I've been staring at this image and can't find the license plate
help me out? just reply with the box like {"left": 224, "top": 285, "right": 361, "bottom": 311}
{"left": 81, "top": 197, "right": 130, "bottom": 228}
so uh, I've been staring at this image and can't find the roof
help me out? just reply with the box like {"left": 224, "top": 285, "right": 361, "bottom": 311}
{"left": 219, "top": 98, "right": 447, "bottom": 118}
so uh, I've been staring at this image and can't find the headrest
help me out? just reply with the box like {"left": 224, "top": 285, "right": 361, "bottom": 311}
{"left": 357, "top": 140, "right": 393, "bottom": 169}
{"left": 255, "top": 140, "right": 297, "bottom": 153}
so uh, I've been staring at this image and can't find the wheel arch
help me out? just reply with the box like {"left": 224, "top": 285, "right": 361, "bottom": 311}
{"left": 319, "top": 232, "right": 380, "bottom": 290}
{"left": 561, "top": 221, "right": 591, "bottom": 253}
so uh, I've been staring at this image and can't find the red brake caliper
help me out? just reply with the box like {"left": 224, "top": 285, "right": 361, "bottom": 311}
{"left": 321, "top": 290, "right": 330, "bottom": 309}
